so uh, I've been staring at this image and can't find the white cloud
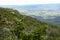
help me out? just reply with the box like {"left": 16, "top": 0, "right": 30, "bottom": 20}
{"left": 18, "top": 10, "right": 60, "bottom": 19}
{"left": 0, "top": 0, "right": 60, "bottom": 5}
{"left": 18, "top": 9, "right": 40, "bottom": 16}
{"left": 39, "top": 12, "right": 60, "bottom": 19}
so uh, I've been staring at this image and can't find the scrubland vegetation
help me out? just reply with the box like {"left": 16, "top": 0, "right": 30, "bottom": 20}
{"left": 0, "top": 8, "right": 60, "bottom": 40}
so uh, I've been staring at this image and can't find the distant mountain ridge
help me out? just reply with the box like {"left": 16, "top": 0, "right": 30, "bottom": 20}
{"left": 0, "top": 4, "right": 60, "bottom": 11}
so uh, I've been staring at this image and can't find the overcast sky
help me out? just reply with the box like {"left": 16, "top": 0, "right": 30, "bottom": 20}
{"left": 0, "top": 0, "right": 60, "bottom": 5}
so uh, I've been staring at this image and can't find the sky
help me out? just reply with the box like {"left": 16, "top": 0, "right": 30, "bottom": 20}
{"left": 0, "top": 0, "right": 60, "bottom": 5}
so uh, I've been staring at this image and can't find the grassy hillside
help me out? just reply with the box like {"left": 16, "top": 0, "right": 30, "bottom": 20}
{"left": 0, "top": 8, "right": 60, "bottom": 40}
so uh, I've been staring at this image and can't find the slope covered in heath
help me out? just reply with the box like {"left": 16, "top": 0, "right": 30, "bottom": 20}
{"left": 0, "top": 8, "right": 60, "bottom": 40}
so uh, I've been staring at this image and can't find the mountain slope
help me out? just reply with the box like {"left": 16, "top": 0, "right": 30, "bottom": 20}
{"left": 0, "top": 8, "right": 60, "bottom": 40}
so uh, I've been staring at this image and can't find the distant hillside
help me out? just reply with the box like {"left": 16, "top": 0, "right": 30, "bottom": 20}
{"left": 0, "top": 8, "right": 60, "bottom": 40}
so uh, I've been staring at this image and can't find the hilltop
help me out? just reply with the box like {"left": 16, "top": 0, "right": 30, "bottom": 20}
{"left": 0, "top": 8, "right": 60, "bottom": 40}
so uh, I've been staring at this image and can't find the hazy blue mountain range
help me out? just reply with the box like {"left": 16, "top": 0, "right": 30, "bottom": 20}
{"left": 0, "top": 4, "right": 60, "bottom": 25}
{"left": 0, "top": 4, "right": 60, "bottom": 11}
